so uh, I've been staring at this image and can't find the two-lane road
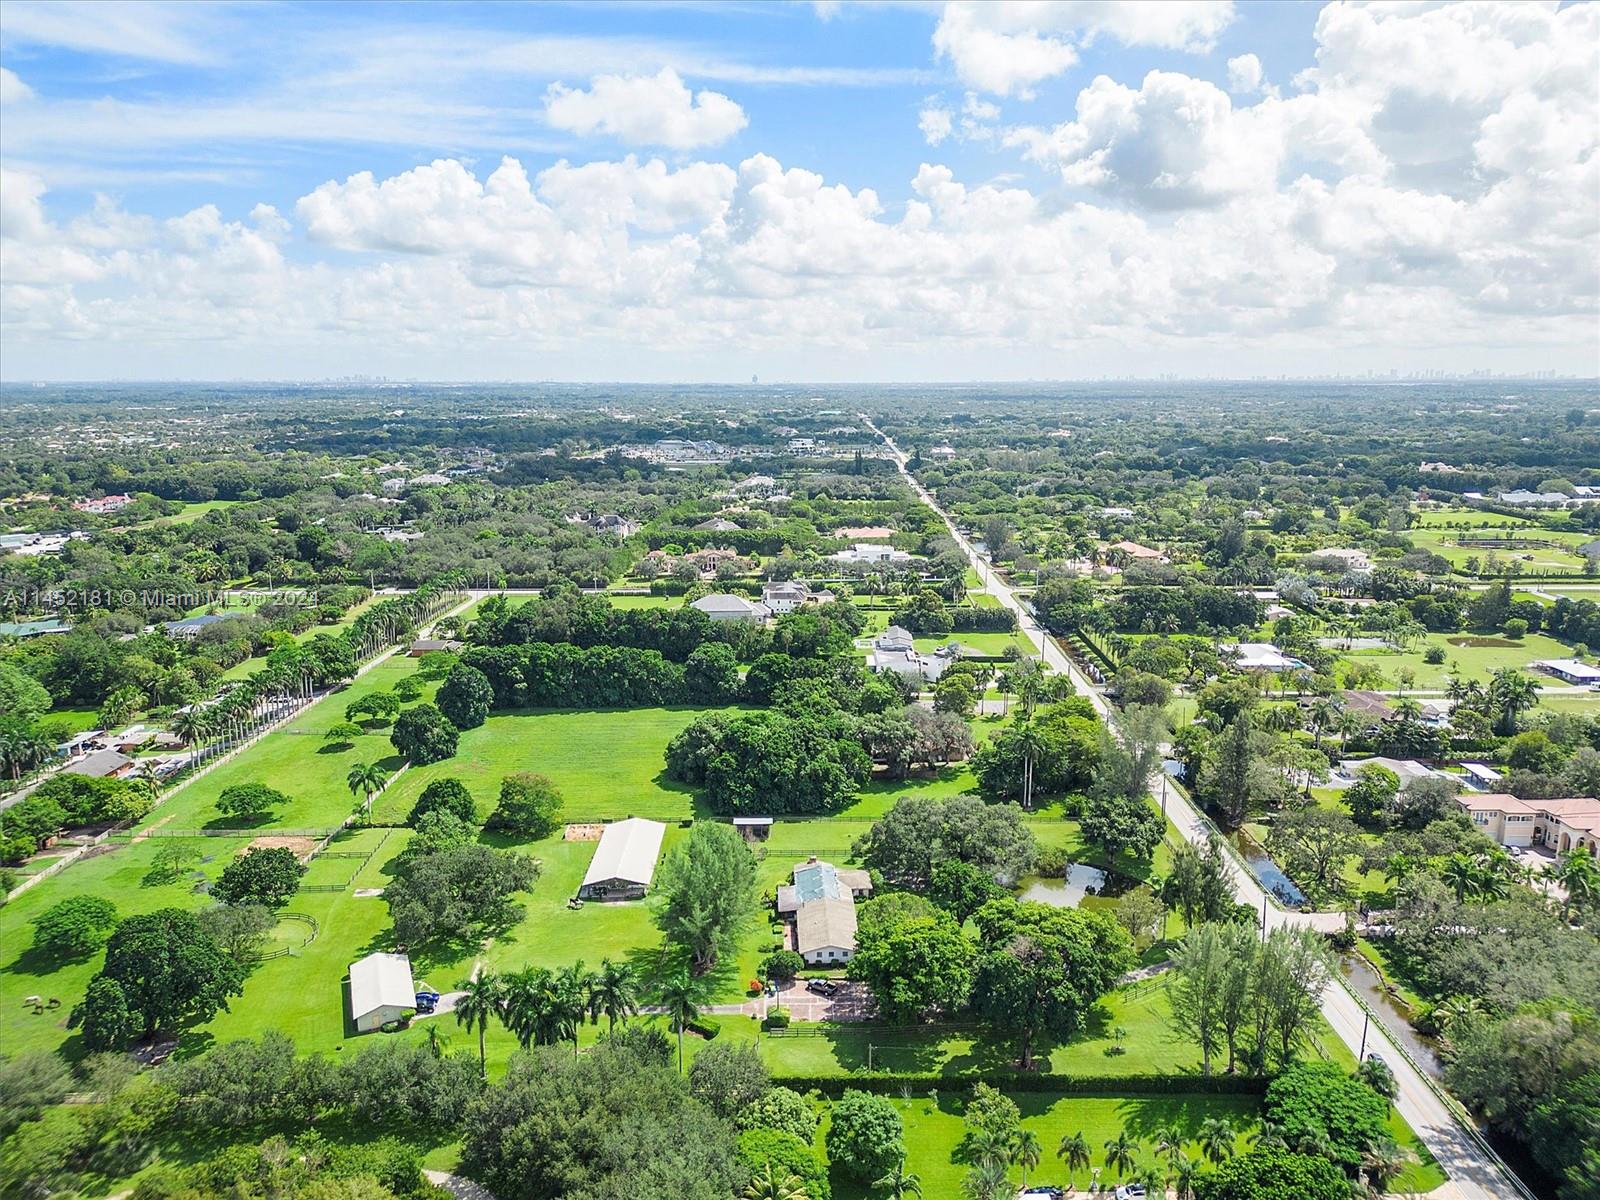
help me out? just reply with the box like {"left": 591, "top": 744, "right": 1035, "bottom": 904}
{"left": 863, "top": 415, "right": 1524, "bottom": 1200}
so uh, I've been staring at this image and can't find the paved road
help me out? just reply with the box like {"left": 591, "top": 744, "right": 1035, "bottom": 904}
{"left": 863, "top": 415, "right": 1526, "bottom": 1200}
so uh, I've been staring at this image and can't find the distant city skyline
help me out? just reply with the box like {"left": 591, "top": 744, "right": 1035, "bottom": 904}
{"left": 1, "top": 1, "right": 1596, "bottom": 381}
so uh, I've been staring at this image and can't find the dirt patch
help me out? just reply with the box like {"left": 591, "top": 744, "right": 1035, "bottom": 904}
{"left": 1446, "top": 636, "right": 1521, "bottom": 647}
{"left": 564, "top": 823, "right": 604, "bottom": 841}
{"left": 245, "top": 834, "right": 319, "bottom": 861}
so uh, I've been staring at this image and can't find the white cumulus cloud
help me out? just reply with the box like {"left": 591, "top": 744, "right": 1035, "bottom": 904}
{"left": 543, "top": 68, "right": 748, "bottom": 149}
{"left": 0, "top": 67, "right": 35, "bottom": 103}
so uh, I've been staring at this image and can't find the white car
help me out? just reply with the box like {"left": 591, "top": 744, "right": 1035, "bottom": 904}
{"left": 1114, "top": 1187, "right": 1147, "bottom": 1200}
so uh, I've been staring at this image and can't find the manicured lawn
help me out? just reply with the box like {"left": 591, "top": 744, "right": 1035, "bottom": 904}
{"left": 151, "top": 499, "right": 246, "bottom": 526}
{"left": 828, "top": 1091, "right": 1263, "bottom": 1200}
{"left": 1336, "top": 630, "right": 1572, "bottom": 689}
{"left": 369, "top": 705, "right": 743, "bottom": 826}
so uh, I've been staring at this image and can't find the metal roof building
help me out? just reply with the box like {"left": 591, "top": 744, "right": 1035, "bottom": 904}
{"left": 349, "top": 952, "right": 416, "bottom": 1033}
{"left": 578, "top": 817, "right": 667, "bottom": 900}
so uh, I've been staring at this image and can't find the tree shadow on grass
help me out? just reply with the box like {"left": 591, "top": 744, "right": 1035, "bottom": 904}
{"left": 201, "top": 811, "right": 277, "bottom": 832}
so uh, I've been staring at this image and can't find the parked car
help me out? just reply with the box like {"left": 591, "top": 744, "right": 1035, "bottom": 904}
{"left": 804, "top": 979, "right": 839, "bottom": 997}
{"left": 1115, "top": 1187, "right": 1147, "bottom": 1200}
{"left": 1020, "top": 1188, "right": 1064, "bottom": 1199}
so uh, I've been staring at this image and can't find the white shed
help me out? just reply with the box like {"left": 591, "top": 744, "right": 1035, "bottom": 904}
{"left": 349, "top": 951, "right": 416, "bottom": 1032}
{"left": 578, "top": 818, "right": 667, "bottom": 900}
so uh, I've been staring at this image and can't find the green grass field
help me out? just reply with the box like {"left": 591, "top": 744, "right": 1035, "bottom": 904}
{"left": 1336, "top": 630, "right": 1572, "bottom": 689}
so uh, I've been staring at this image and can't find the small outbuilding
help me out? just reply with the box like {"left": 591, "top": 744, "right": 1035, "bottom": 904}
{"left": 578, "top": 817, "right": 667, "bottom": 900}
{"left": 349, "top": 951, "right": 416, "bottom": 1033}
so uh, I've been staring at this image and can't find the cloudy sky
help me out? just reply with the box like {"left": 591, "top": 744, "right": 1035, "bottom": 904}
{"left": 1, "top": 0, "right": 1596, "bottom": 381}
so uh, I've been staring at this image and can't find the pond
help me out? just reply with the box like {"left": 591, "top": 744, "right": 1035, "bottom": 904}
{"left": 1232, "top": 829, "right": 1307, "bottom": 908}
{"left": 1019, "top": 862, "right": 1143, "bottom": 908}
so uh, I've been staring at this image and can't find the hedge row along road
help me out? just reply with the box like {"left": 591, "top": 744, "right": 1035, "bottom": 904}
{"left": 862, "top": 413, "right": 1529, "bottom": 1200}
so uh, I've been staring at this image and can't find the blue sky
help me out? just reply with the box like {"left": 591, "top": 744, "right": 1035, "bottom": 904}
{"left": 1, "top": 1, "right": 1595, "bottom": 380}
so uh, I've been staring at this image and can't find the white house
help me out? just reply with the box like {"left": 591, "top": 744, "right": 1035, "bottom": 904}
{"left": 1535, "top": 659, "right": 1600, "bottom": 685}
{"left": 1221, "top": 642, "right": 1307, "bottom": 672}
{"left": 578, "top": 818, "right": 666, "bottom": 900}
{"left": 832, "top": 543, "right": 912, "bottom": 565}
{"left": 867, "top": 626, "right": 961, "bottom": 682}
{"left": 350, "top": 952, "right": 416, "bottom": 1033}
{"left": 1308, "top": 547, "right": 1373, "bottom": 572}
{"left": 691, "top": 593, "right": 771, "bottom": 622}
{"left": 761, "top": 580, "right": 834, "bottom": 614}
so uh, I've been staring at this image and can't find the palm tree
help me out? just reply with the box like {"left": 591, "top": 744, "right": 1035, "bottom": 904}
{"left": 960, "top": 1160, "right": 1009, "bottom": 1200}
{"left": 1171, "top": 1155, "right": 1200, "bottom": 1200}
{"left": 346, "top": 760, "right": 386, "bottom": 823}
{"left": 423, "top": 1022, "right": 449, "bottom": 1060}
{"left": 1252, "top": 1120, "right": 1288, "bottom": 1153}
{"left": 453, "top": 972, "right": 502, "bottom": 1077}
{"left": 872, "top": 1160, "right": 923, "bottom": 1199}
{"left": 657, "top": 970, "right": 700, "bottom": 1074}
{"left": 588, "top": 958, "right": 640, "bottom": 1034}
{"left": 554, "top": 962, "right": 594, "bottom": 1059}
{"left": 742, "top": 1162, "right": 808, "bottom": 1200}
{"left": 1361, "top": 1135, "right": 1413, "bottom": 1194}
{"left": 1198, "top": 1117, "right": 1235, "bottom": 1164}
{"left": 172, "top": 706, "right": 211, "bottom": 747}
{"left": 1155, "top": 1124, "right": 1187, "bottom": 1170}
{"left": 1431, "top": 994, "right": 1486, "bottom": 1042}
{"left": 1440, "top": 853, "right": 1482, "bottom": 903}
{"left": 1103, "top": 1132, "right": 1138, "bottom": 1181}
{"left": 1488, "top": 667, "right": 1540, "bottom": 735}
{"left": 967, "top": 1127, "right": 1011, "bottom": 1171}
{"left": 1553, "top": 851, "right": 1600, "bottom": 921}
{"left": 1013, "top": 720, "right": 1048, "bottom": 809}
{"left": 1011, "top": 1128, "right": 1041, "bottom": 1190}
{"left": 1056, "top": 1131, "right": 1091, "bottom": 1192}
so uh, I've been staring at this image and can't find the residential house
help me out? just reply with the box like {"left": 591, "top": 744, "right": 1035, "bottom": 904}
{"left": 1455, "top": 793, "right": 1539, "bottom": 847}
{"left": 1308, "top": 547, "right": 1373, "bottom": 572}
{"left": 691, "top": 593, "right": 771, "bottom": 622}
{"left": 761, "top": 580, "right": 835, "bottom": 614}
{"left": 62, "top": 749, "right": 135, "bottom": 779}
{"left": 1531, "top": 798, "right": 1600, "bottom": 857}
{"left": 1222, "top": 642, "right": 1307, "bottom": 672}
{"left": 163, "top": 613, "right": 232, "bottom": 640}
{"left": 867, "top": 626, "right": 962, "bottom": 681}
{"left": 832, "top": 542, "right": 912, "bottom": 564}
{"left": 1109, "top": 540, "right": 1167, "bottom": 562}
{"left": 349, "top": 952, "right": 417, "bottom": 1033}
{"left": 694, "top": 517, "right": 740, "bottom": 532}
{"left": 577, "top": 818, "right": 667, "bottom": 900}
{"left": 72, "top": 494, "right": 133, "bottom": 514}
{"left": 777, "top": 858, "right": 873, "bottom": 966}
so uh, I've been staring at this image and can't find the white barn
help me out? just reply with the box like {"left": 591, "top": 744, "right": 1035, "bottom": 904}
{"left": 578, "top": 818, "right": 667, "bottom": 900}
{"left": 349, "top": 952, "right": 416, "bottom": 1033}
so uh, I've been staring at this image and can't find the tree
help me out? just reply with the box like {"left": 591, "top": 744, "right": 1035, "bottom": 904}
{"left": 740, "top": 1160, "right": 809, "bottom": 1200}
{"left": 1255, "top": 927, "right": 1332, "bottom": 1070}
{"left": 1344, "top": 764, "right": 1400, "bottom": 826}
{"left": 654, "top": 822, "right": 757, "bottom": 973}
{"left": 1265, "top": 807, "right": 1361, "bottom": 896}
{"left": 1198, "top": 1117, "right": 1235, "bottom": 1164}
{"left": 872, "top": 1159, "right": 923, "bottom": 1199}
{"left": 1200, "top": 714, "right": 1272, "bottom": 828}
{"left": 1057, "top": 1131, "right": 1091, "bottom": 1192}
{"left": 970, "top": 898, "right": 1134, "bottom": 1069}
{"left": 760, "top": 949, "right": 805, "bottom": 985}
{"left": 1113, "top": 888, "right": 1165, "bottom": 952}
{"left": 408, "top": 777, "right": 476, "bottom": 826}
{"left": 454, "top": 972, "right": 502, "bottom": 1077}
{"left": 1091, "top": 703, "right": 1168, "bottom": 803}
{"left": 390, "top": 703, "right": 458, "bottom": 764}
{"left": 689, "top": 1041, "right": 769, "bottom": 1120}
{"left": 856, "top": 795, "right": 1037, "bottom": 889}
{"left": 211, "top": 847, "right": 304, "bottom": 908}
{"left": 30, "top": 895, "right": 118, "bottom": 960}
{"left": 928, "top": 858, "right": 1008, "bottom": 923}
{"left": 1104, "top": 1131, "right": 1139, "bottom": 1180}
{"left": 485, "top": 772, "right": 563, "bottom": 837}
{"left": 323, "top": 720, "right": 364, "bottom": 749}
{"left": 1263, "top": 1062, "right": 1390, "bottom": 1173}
{"left": 1388, "top": 775, "right": 1459, "bottom": 830}
{"left": 588, "top": 957, "right": 640, "bottom": 1034}
{"left": 346, "top": 760, "right": 387, "bottom": 822}
{"left": 1487, "top": 668, "right": 1540, "bottom": 736}
{"left": 436, "top": 661, "right": 493, "bottom": 730}
{"left": 737, "top": 1087, "right": 819, "bottom": 1145}
{"left": 1167, "top": 923, "right": 1227, "bottom": 1076}
{"left": 933, "top": 673, "right": 978, "bottom": 718}
{"left": 1191, "top": 1150, "right": 1349, "bottom": 1200}
{"left": 849, "top": 903, "right": 974, "bottom": 1022}
{"left": 1078, "top": 791, "right": 1164, "bottom": 864}
{"left": 684, "top": 642, "right": 742, "bottom": 703}
{"left": 460, "top": 1042, "right": 743, "bottom": 1200}
{"left": 215, "top": 782, "right": 289, "bottom": 823}
{"left": 656, "top": 969, "right": 701, "bottom": 1074}
{"left": 80, "top": 908, "right": 245, "bottom": 1043}
{"left": 197, "top": 902, "right": 276, "bottom": 961}
{"left": 385, "top": 844, "right": 539, "bottom": 946}
{"left": 828, "top": 1090, "right": 904, "bottom": 1182}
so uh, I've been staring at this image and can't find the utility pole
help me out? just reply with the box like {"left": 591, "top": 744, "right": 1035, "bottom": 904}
{"left": 1358, "top": 1013, "right": 1370, "bottom": 1061}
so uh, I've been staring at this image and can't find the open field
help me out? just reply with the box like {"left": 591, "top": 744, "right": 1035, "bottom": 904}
{"left": 1336, "top": 630, "right": 1572, "bottom": 689}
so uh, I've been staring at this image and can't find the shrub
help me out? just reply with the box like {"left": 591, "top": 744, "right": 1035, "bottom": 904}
{"left": 761, "top": 950, "right": 805, "bottom": 984}
{"left": 408, "top": 778, "right": 476, "bottom": 826}
{"left": 826, "top": 1089, "right": 904, "bottom": 1181}
{"left": 486, "top": 773, "right": 563, "bottom": 837}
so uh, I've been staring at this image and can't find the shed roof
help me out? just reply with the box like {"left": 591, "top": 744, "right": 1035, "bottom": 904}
{"left": 63, "top": 749, "right": 132, "bottom": 778}
{"left": 349, "top": 952, "right": 415, "bottom": 1019}
{"left": 581, "top": 818, "right": 666, "bottom": 890}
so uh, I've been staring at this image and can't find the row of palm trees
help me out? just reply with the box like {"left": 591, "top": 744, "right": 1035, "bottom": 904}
{"left": 453, "top": 958, "right": 706, "bottom": 1075}
{"left": 955, "top": 1114, "right": 1411, "bottom": 1199}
